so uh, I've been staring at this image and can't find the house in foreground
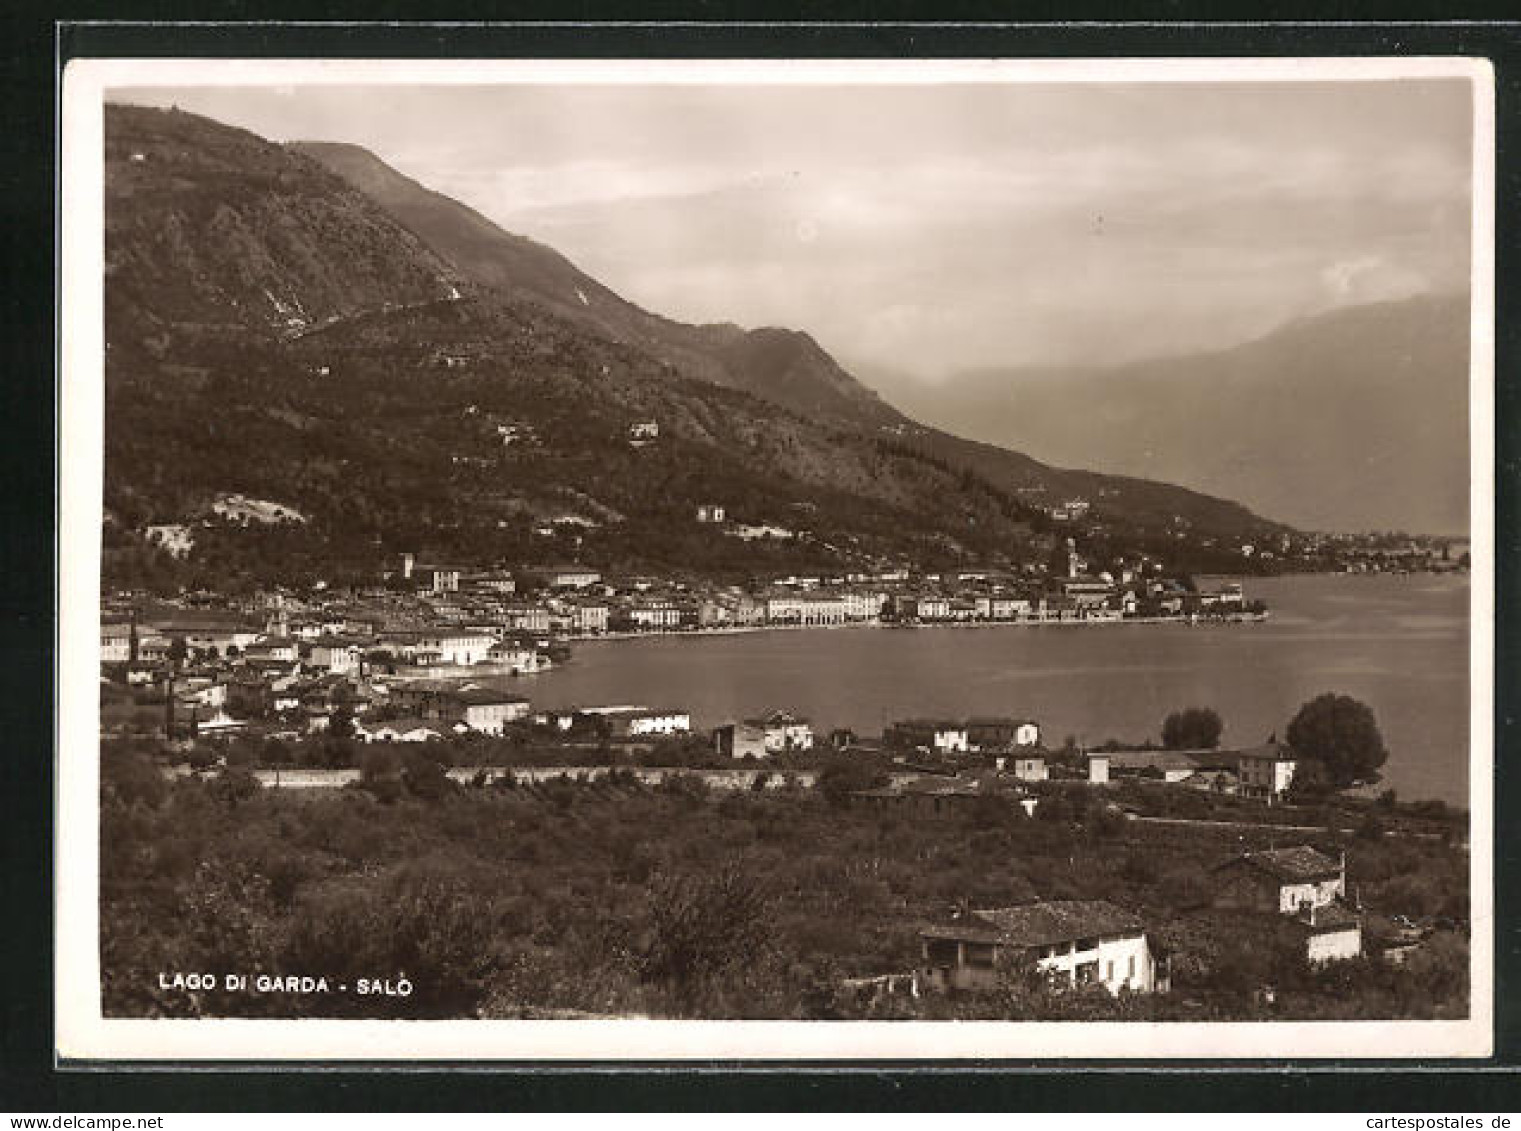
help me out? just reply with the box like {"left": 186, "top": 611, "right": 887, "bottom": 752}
{"left": 1212, "top": 845, "right": 1362, "bottom": 964}
{"left": 919, "top": 900, "right": 1167, "bottom": 995}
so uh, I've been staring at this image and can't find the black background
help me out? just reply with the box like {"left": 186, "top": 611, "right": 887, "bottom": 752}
{"left": 4, "top": 5, "right": 1519, "bottom": 1111}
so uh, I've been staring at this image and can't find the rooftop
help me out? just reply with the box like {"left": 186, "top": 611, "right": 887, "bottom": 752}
{"left": 750, "top": 710, "right": 810, "bottom": 727}
{"left": 1220, "top": 845, "right": 1344, "bottom": 882}
{"left": 922, "top": 900, "right": 1144, "bottom": 948}
{"left": 1292, "top": 901, "right": 1361, "bottom": 934}
{"left": 892, "top": 718, "right": 968, "bottom": 732}
{"left": 525, "top": 564, "right": 601, "bottom": 575}
{"left": 369, "top": 716, "right": 439, "bottom": 735}
{"left": 1230, "top": 741, "right": 1297, "bottom": 764}
{"left": 1091, "top": 749, "right": 1207, "bottom": 772}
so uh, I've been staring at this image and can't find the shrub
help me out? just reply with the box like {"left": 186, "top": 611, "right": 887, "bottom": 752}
{"left": 210, "top": 766, "right": 261, "bottom": 809}
{"left": 101, "top": 744, "right": 169, "bottom": 809}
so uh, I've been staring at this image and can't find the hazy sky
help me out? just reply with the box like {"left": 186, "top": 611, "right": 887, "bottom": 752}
{"left": 120, "top": 79, "right": 1475, "bottom": 379}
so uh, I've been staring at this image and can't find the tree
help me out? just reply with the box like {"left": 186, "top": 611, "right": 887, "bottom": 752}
{"left": 815, "top": 755, "right": 888, "bottom": 809}
{"left": 100, "top": 743, "right": 169, "bottom": 809}
{"left": 210, "top": 766, "right": 262, "bottom": 809}
{"left": 1285, "top": 755, "right": 1332, "bottom": 805}
{"left": 1162, "top": 707, "right": 1223, "bottom": 750}
{"left": 359, "top": 745, "right": 404, "bottom": 803}
{"left": 1286, "top": 693, "right": 1388, "bottom": 787}
{"left": 401, "top": 749, "right": 455, "bottom": 801}
{"left": 329, "top": 706, "right": 356, "bottom": 742}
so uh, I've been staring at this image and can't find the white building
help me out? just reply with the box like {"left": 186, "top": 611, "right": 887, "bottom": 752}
{"left": 765, "top": 593, "right": 851, "bottom": 625}
{"left": 1213, "top": 845, "right": 1361, "bottom": 964}
{"left": 101, "top": 622, "right": 132, "bottom": 664}
{"left": 839, "top": 589, "right": 887, "bottom": 621}
{"left": 888, "top": 719, "right": 970, "bottom": 754}
{"left": 622, "top": 708, "right": 692, "bottom": 737}
{"left": 245, "top": 636, "right": 300, "bottom": 663}
{"left": 629, "top": 602, "right": 685, "bottom": 630}
{"left": 368, "top": 718, "right": 443, "bottom": 743}
{"left": 1004, "top": 754, "right": 1049, "bottom": 782}
{"left": 486, "top": 642, "right": 544, "bottom": 673}
{"left": 1233, "top": 741, "right": 1297, "bottom": 800}
{"left": 723, "top": 710, "right": 815, "bottom": 755}
{"left": 977, "top": 595, "right": 1034, "bottom": 621}
{"left": 308, "top": 638, "right": 360, "bottom": 675}
{"left": 448, "top": 690, "right": 531, "bottom": 735}
{"left": 568, "top": 602, "right": 610, "bottom": 634}
{"left": 920, "top": 901, "right": 1166, "bottom": 995}
{"left": 410, "top": 632, "right": 495, "bottom": 667}
{"left": 522, "top": 564, "right": 603, "bottom": 590}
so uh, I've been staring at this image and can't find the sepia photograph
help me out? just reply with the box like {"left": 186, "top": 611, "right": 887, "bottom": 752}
{"left": 55, "top": 56, "right": 1494, "bottom": 1061}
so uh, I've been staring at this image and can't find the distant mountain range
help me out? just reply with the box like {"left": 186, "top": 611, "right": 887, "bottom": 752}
{"left": 101, "top": 103, "right": 1285, "bottom": 589}
{"left": 877, "top": 295, "right": 1471, "bottom": 536}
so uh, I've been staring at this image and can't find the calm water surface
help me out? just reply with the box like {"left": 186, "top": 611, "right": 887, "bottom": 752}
{"left": 527, "top": 574, "right": 1471, "bottom": 804}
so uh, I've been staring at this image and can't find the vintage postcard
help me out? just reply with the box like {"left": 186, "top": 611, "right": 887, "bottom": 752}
{"left": 56, "top": 55, "right": 1495, "bottom": 1061}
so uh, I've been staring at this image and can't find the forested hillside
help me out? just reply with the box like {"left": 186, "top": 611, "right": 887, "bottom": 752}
{"left": 103, "top": 104, "right": 1283, "bottom": 591}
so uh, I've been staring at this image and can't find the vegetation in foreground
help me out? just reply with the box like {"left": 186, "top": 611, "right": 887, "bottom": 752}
{"left": 101, "top": 743, "right": 1469, "bottom": 1022}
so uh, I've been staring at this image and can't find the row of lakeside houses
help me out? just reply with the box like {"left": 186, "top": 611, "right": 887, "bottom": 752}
{"left": 102, "top": 555, "right": 1263, "bottom": 675}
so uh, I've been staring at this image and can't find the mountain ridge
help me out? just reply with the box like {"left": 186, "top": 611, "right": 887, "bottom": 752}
{"left": 291, "top": 131, "right": 1275, "bottom": 537}
{"left": 292, "top": 139, "right": 902, "bottom": 428}
{"left": 879, "top": 294, "right": 1471, "bottom": 535}
{"left": 101, "top": 103, "right": 1285, "bottom": 591}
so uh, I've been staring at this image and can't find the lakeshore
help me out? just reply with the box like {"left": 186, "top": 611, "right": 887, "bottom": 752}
{"left": 526, "top": 573, "right": 1470, "bottom": 805}
{"left": 575, "top": 609, "right": 1271, "bottom": 644}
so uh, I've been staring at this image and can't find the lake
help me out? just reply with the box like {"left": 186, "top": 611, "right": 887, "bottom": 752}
{"left": 526, "top": 573, "right": 1472, "bottom": 805}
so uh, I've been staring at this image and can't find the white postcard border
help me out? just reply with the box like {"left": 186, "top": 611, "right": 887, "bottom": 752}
{"left": 56, "top": 53, "right": 1497, "bottom": 1063}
